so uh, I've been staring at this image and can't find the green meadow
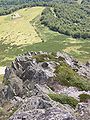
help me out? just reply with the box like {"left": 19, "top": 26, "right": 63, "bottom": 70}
{"left": 0, "top": 6, "right": 90, "bottom": 66}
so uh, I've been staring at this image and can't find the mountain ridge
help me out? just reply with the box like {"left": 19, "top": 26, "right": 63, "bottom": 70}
{"left": 0, "top": 51, "right": 90, "bottom": 120}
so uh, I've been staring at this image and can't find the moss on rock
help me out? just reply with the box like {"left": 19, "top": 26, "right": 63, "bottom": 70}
{"left": 48, "top": 93, "right": 79, "bottom": 108}
{"left": 55, "top": 62, "right": 90, "bottom": 91}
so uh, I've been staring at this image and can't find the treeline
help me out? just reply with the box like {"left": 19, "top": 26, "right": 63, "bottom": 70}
{"left": 0, "top": 0, "right": 53, "bottom": 15}
{"left": 40, "top": 3, "right": 90, "bottom": 39}
{"left": 0, "top": 0, "right": 89, "bottom": 15}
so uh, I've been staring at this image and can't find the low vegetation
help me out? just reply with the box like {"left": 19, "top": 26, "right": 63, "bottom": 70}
{"left": 0, "top": 7, "right": 45, "bottom": 66}
{"left": 32, "top": 17, "right": 90, "bottom": 62}
{"left": 0, "top": 2, "right": 90, "bottom": 66}
{"left": 48, "top": 93, "right": 79, "bottom": 108}
{"left": 32, "top": 53, "right": 56, "bottom": 63}
{"left": 79, "top": 94, "right": 90, "bottom": 102}
{"left": 55, "top": 62, "right": 90, "bottom": 91}
{"left": 0, "top": 0, "right": 89, "bottom": 16}
{"left": 0, "top": 0, "right": 51, "bottom": 16}
{"left": 0, "top": 7, "right": 44, "bottom": 45}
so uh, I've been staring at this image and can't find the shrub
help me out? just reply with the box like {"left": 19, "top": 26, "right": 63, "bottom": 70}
{"left": 55, "top": 62, "right": 90, "bottom": 91}
{"left": 48, "top": 93, "right": 79, "bottom": 108}
{"left": 79, "top": 94, "right": 90, "bottom": 102}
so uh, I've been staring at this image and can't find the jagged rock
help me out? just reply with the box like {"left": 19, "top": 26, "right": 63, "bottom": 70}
{"left": 1, "top": 51, "right": 90, "bottom": 102}
{"left": 30, "top": 84, "right": 54, "bottom": 99}
{"left": 42, "top": 62, "right": 49, "bottom": 68}
{"left": 38, "top": 107, "right": 76, "bottom": 120}
{"left": 86, "top": 61, "right": 90, "bottom": 67}
{"left": 9, "top": 107, "right": 76, "bottom": 120}
{"left": 9, "top": 109, "right": 45, "bottom": 120}
{"left": 58, "top": 87, "right": 90, "bottom": 100}
{"left": 9, "top": 96, "right": 77, "bottom": 120}
{"left": 2, "top": 71, "right": 23, "bottom": 100}
{"left": 10, "top": 96, "right": 24, "bottom": 107}
{"left": 3, "top": 85, "right": 15, "bottom": 100}
{"left": 34, "top": 84, "right": 54, "bottom": 94}
{"left": 76, "top": 102, "right": 90, "bottom": 120}
{"left": 20, "top": 61, "right": 56, "bottom": 85}
{"left": 0, "top": 51, "right": 90, "bottom": 120}
{"left": 0, "top": 86, "right": 6, "bottom": 105}
{"left": 19, "top": 96, "right": 53, "bottom": 111}
{"left": 4, "top": 67, "right": 12, "bottom": 80}
{"left": 56, "top": 52, "right": 90, "bottom": 79}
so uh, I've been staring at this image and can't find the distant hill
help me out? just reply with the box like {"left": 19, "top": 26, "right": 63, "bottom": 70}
{"left": 0, "top": 0, "right": 53, "bottom": 15}
{"left": 0, "top": 0, "right": 90, "bottom": 15}
{"left": 40, "top": 2, "right": 90, "bottom": 39}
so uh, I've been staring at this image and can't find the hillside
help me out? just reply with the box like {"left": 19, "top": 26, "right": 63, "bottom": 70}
{"left": 0, "top": 0, "right": 90, "bottom": 15}
{"left": 0, "top": 0, "right": 51, "bottom": 15}
{"left": 0, "top": 7, "right": 45, "bottom": 66}
{"left": 0, "top": 51, "right": 90, "bottom": 120}
{"left": 0, "top": 1, "right": 90, "bottom": 120}
{"left": 0, "top": 7, "right": 44, "bottom": 45}
{"left": 40, "top": 3, "right": 90, "bottom": 39}
{"left": 0, "top": 4, "right": 90, "bottom": 67}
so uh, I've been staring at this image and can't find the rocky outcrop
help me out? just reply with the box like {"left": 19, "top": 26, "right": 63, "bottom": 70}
{"left": 9, "top": 107, "right": 76, "bottom": 120}
{"left": 9, "top": 95, "right": 77, "bottom": 120}
{"left": 58, "top": 87, "right": 90, "bottom": 100}
{"left": 76, "top": 102, "right": 90, "bottom": 120}
{"left": 0, "top": 51, "right": 90, "bottom": 120}
{"left": 56, "top": 52, "right": 90, "bottom": 79}
{"left": 2, "top": 52, "right": 57, "bottom": 100}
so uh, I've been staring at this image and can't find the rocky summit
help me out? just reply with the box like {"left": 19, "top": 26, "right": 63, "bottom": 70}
{"left": 0, "top": 51, "right": 90, "bottom": 120}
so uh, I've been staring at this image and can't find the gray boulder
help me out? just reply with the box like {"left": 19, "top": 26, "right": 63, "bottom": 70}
{"left": 56, "top": 52, "right": 90, "bottom": 79}
{"left": 76, "top": 102, "right": 90, "bottom": 120}
{"left": 9, "top": 96, "right": 77, "bottom": 120}
{"left": 9, "top": 107, "right": 76, "bottom": 120}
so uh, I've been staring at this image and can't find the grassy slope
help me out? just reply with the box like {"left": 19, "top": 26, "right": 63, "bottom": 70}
{"left": 0, "top": 7, "right": 45, "bottom": 45}
{"left": 30, "top": 19, "right": 90, "bottom": 63}
{"left": 0, "top": 7, "right": 45, "bottom": 66}
{"left": 0, "top": 6, "right": 90, "bottom": 66}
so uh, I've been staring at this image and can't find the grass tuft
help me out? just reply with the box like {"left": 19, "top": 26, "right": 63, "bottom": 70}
{"left": 55, "top": 62, "right": 90, "bottom": 91}
{"left": 48, "top": 93, "right": 79, "bottom": 109}
{"left": 79, "top": 94, "right": 90, "bottom": 102}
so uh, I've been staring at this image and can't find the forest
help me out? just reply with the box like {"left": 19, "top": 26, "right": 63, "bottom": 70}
{"left": 0, "top": 0, "right": 53, "bottom": 15}
{"left": 0, "top": 0, "right": 90, "bottom": 38}
{"left": 0, "top": 0, "right": 90, "bottom": 15}
{"left": 40, "top": 3, "right": 90, "bottom": 39}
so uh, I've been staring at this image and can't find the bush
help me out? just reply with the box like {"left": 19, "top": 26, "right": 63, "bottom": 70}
{"left": 48, "top": 93, "right": 79, "bottom": 108}
{"left": 55, "top": 62, "right": 90, "bottom": 91}
{"left": 79, "top": 94, "right": 90, "bottom": 102}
